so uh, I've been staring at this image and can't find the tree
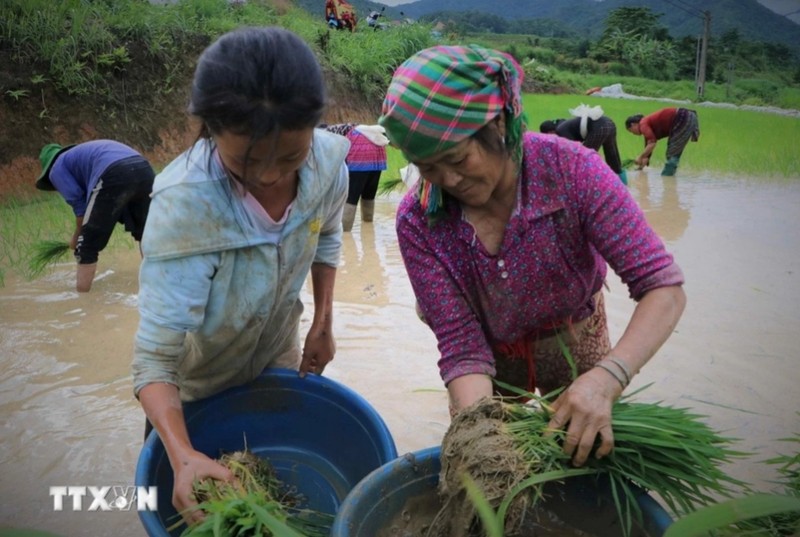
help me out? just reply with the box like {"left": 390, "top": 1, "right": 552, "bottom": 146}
{"left": 591, "top": 27, "right": 634, "bottom": 62}
{"left": 419, "top": 10, "right": 508, "bottom": 34}
{"left": 590, "top": 7, "right": 676, "bottom": 75}
{"left": 719, "top": 28, "right": 741, "bottom": 55}
{"left": 624, "top": 36, "right": 678, "bottom": 80}
{"left": 674, "top": 35, "right": 699, "bottom": 79}
{"left": 599, "top": 7, "right": 670, "bottom": 43}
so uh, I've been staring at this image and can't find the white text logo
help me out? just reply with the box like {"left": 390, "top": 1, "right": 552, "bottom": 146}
{"left": 49, "top": 486, "right": 158, "bottom": 511}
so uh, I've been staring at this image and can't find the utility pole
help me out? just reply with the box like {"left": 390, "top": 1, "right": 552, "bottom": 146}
{"left": 696, "top": 10, "right": 711, "bottom": 98}
{"left": 694, "top": 35, "right": 701, "bottom": 84}
{"left": 726, "top": 60, "right": 735, "bottom": 99}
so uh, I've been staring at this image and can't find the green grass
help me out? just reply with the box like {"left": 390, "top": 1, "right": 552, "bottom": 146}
{"left": 663, "top": 430, "right": 800, "bottom": 536}
{"left": 4, "top": 99, "right": 797, "bottom": 287}
{"left": 379, "top": 146, "right": 409, "bottom": 188}
{"left": 1, "top": 0, "right": 436, "bottom": 112}
{"left": 0, "top": 195, "right": 135, "bottom": 286}
{"left": 3, "top": 0, "right": 799, "bottom": 285}
{"left": 539, "top": 70, "right": 800, "bottom": 111}
{"left": 378, "top": 94, "right": 800, "bottom": 190}
{"left": 316, "top": 24, "right": 437, "bottom": 103}
{"left": 522, "top": 94, "right": 800, "bottom": 177}
{"left": 465, "top": 32, "right": 800, "bottom": 111}
{"left": 1, "top": 0, "right": 289, "bottom": 98}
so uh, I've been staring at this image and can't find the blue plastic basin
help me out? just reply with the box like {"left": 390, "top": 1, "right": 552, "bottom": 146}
{"left": 331, "top": 446, "right": 674, "bottom": 537}
{"left": 135, "top": 368, "right": 398, "bottom": 537}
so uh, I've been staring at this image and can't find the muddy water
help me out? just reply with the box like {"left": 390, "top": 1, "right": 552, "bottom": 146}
{"left": 1, "top": 170, "right": 799, "bottom": 536}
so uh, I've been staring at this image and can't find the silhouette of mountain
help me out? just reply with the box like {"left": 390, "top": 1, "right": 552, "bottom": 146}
{"left": 372, "top": 0, "right": 800, "bottom": 53}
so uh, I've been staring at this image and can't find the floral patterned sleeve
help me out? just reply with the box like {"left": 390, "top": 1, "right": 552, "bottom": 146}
{"left": 395, "top": 195, "right": 496, "bottom": 384}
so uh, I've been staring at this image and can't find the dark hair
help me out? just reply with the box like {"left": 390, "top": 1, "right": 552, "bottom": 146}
{"left": 539, "top": 119, "right": 562, "bottom": 134}
{"left": 472, "top": 119, "right": 509, "bottom": 158}
{"left": 625, "top": 115, "right": 644, "bottom": 129}
{"left": 189, "top": 26, "right": 326, "bottom": 139}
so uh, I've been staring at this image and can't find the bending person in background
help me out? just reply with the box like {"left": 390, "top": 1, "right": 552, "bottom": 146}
{"left": 132, "top": 26, "right": 349, "bottom": 524}
{"left": 366, "top": 7, "right": 384, "bottom": 29}
{"left": 324, "top": 123, "right": 389, "bottom": 231}
{"left": 35, "top": 140, "right": 154, "bottom": 292}
{"left": 625, "top": 107, "right": 700, "bottom": 176}
{"left": 540, "top": 104, "right": 627, "bottom": 184}
{"left": 379, "top": 45, "right": 686, "bottom": 468}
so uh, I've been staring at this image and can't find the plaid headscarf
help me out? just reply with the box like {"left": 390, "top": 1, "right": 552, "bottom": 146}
{"left": 379, "top": 45, "right": 526, "bottom": 219}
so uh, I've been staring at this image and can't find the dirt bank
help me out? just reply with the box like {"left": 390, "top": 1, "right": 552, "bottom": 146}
{"left": 0, "top": 49, "right": 379, "bottom": 204}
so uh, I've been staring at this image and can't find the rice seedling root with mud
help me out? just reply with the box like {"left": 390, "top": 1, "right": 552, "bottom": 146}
{"left": 415, "top": 389, "right": 750, "bottom": 537}
{"left": 174, "top": 450, "right": 334, "bottom": 537}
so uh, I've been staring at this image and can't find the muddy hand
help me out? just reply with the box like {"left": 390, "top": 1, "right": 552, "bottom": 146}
{"left": 546, "top": 370, "right": 616, "bottom": 466}
{"left": 300, "top": 329, "right": 335, "bottom": 377}
{"left": 173, "top": 450, "right": 233, "bottom": 526}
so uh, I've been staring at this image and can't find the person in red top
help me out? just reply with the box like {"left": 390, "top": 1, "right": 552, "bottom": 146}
{"left": 625, "top": 107, "right": 700, "bottom": 176}
{"left": 340, "top": 11, "right": 356, "bottom": 32}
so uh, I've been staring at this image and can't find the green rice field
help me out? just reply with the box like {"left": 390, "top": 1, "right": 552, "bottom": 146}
{"left": 2, "top": 95, "right": 798, "bottom": 286}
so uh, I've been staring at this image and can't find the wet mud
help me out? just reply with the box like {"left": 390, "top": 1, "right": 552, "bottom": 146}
{"left": 1, "top": 170, "right": 799, "bottom": 536}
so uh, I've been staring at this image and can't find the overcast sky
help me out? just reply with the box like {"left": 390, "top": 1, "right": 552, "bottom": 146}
{"left": 757, "top": 0, "right": 800, "bottom": 23}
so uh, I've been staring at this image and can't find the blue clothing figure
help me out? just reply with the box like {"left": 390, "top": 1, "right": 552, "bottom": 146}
{"left": 131, "top": 26, "right": 349, "bottom": 525}
{"left": 36, "top": 139, "right": 154, "bottom": 291}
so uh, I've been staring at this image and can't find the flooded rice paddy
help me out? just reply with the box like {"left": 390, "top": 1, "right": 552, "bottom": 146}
{"left": 1, "top": 169, "right": 799, "bottom": 536}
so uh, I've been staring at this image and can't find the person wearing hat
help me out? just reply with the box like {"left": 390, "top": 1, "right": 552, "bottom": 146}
{"left": 36, "top": 139, "right": 155, "bottom": 292}
{"left": 379, "top": 44, "right": 686, "bottom": 477}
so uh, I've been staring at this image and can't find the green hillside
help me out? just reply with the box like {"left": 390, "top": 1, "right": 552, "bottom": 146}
{"left": 391, "top": 0, "right": 800, "bottom": 54}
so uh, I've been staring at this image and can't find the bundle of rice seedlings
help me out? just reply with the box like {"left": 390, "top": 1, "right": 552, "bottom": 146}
{"left": 174, "top": 450, "right": 334, "bottom": 537}
{"left": 719, "top": 429, "right": 800, "bottom": 536}
{"left": 768, "top": 430, "right": 800, "bottom": 498}
{"left": 621, "top": 158, "right": 636, "bottom": 170}
{"left": 377, "top": 176, "right": 405, "bottom": 195}
{"left": 663, "top": 493, "right": 800, "bottom": 537}
{"left": 493, "top": 385, "right": 750, "bottom": 537}
{"left": 28, "top": 240, "right": 70, "bottom": 278}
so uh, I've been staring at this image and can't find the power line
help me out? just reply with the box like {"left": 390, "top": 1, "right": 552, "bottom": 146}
{"left": 671, "top": 0, "right": 706, "bottom": 18}
{"left": 660, "top": 0, "right": 705, "bottom": 20}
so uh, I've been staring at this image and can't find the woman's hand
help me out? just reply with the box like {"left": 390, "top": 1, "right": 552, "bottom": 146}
{"left": 634, "top": 155, "right": 649, "bottom": 169}
{"left": 172, "top": 449, "right": 234, "bottom": 526}
{"left": 300, "top": 327, "right": 335, "bottom": 376}
{"left": 138, "top": 383, "right": 230, "bottom": 526}
{"left": 303, "top": 263, "right": 336, "bottom": 376}
{"left": 546, "top": 367, "right": 622, "bottom": 466}
{"left": 548, "top": 285, "right": 686, "bottom": 466}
